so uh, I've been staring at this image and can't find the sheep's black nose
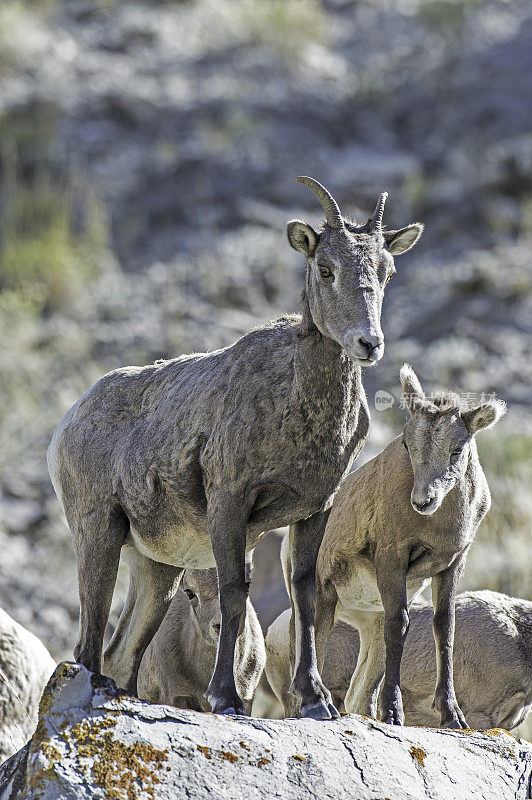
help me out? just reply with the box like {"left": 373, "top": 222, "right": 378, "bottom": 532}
{"left": 413, "top": 499, "right": 431, "bottom": 512}
{"left": 343, "top": 329, "right": 384, "bottom": 364}
{"left": 358, "top": 337, "right": 373, "bottom": 356}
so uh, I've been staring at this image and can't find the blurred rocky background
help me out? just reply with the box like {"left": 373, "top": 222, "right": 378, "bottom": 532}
{"left": 0, "top": 0, "right": 530, "bottom": 735}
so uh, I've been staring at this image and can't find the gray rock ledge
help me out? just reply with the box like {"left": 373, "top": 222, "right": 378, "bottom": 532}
{"left": 1, "top": 662, "right": 531, "bottom": 800}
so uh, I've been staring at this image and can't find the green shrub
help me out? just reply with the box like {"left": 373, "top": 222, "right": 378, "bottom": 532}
{"left": 0, "top": 158, "right": 108, "bottom": 311}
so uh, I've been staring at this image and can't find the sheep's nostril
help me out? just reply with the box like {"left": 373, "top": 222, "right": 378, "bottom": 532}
{"left": 358, "top": 337, "right": 373, "bottom": 356}
{"left": 358, "top": 337, "right": 384, "bottom": 358}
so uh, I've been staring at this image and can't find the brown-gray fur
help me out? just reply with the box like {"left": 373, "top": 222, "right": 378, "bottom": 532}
{"left": 46, "top": 177, "right": 422, "bottom": 720}
{"left": 137, "top": 563, "right": 265, "bottom": 714}
{"left": 265, "top": 591, "right": 532, "bottom": 731}
{"left": 309, "top": 365, "right": 505, "bottom": 728}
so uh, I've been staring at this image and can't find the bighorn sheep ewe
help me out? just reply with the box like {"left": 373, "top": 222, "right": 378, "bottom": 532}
{"left": 47, "top": 177, "right": 423, "bottom": 720}
{"left": 265, "top": 591, "right": 532, "bottom": 730}
{"left": 0, "top": 608, "right": 55, "bottom": 762}
{"left": 310, "top": 365, "right": 506, "bottom": 728}
{"left": 137, "top": 564, "right": 265, "bottom": 714}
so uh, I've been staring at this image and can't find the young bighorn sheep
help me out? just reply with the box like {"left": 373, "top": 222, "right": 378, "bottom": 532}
{"left": 47, "top": 177, "right": 423, "bottom": 720}
{"left": 310, "top": 365, "right": 505, "bottom": 728}
{"left": 0, "top": 608, "right": 56, "bottom": 762}
{"left": 265, "top": 591, "right": 532, "bottom": 730}
{"left": 137, "top": 564, "right": 265, "bottom": 714}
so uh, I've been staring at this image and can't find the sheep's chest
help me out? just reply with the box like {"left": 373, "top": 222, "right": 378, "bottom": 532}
{"left": 335, "top": 559, "right": 430, "bottom": 616}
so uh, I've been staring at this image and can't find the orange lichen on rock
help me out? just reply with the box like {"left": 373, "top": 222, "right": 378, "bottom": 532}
{"left": 196, "top": 744, "right": 212, "bottom": 759}
{"left": 217, "top": 749, "right": 239, "bottom": 764}
{"left": 65, "top": 716, "right": 168, "bottom": 800}
{"left": 410, "top": 745, "right": 427, "bottom": 768}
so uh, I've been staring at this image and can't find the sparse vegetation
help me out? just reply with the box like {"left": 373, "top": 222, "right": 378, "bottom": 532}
{"left": 467, "top": 430, "right": 532, "bottom": 600}
{"left": 0, "top": 159, "right": 107, "bottom": 312}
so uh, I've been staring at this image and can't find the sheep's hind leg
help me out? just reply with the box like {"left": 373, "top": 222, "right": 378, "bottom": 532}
{"left": 344, "top": 612, "right": 385, "bottom": 718}
{"left": 288, "top": 512, "right": 339, "bottom": 721}
{"left": 72, "top": 504, "right": 128, "bottom": 677}
{"left": 103, "top": 546, "right": 182, "bottom": 696}
{"left": 431, "top": 557, "right": 468, "bottom": 729}
{"left": 205, "top": 489, "right": 249, "bottom": 716}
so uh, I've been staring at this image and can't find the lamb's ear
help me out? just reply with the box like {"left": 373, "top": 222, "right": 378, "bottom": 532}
{"left": 287, "top": 220, "right": 320, "bottom": 256}
{"left": 399, "top": 363, "right": 425, "bottom": 413}
{"left": 384, "top": 223, "right": 424, "bottom": 255}
{"left": 462, "top": 399, "right": 506, "bottom": 434}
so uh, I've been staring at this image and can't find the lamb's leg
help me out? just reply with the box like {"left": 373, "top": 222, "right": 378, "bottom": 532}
{"left": 72, "top": 504, "right": 128, "bottom": 676}
{"left": 375, "top": 560, "right": 409, "bottom": 725}
{"left": 205, "top": 490, "right": 249, "bottom": 715}
{"left": 288, "top": 512, "right": 339, "bottom": 721}
{"left": 344, "top": 612, "right": 385, "bottom": 718}
{"left": 431, "top": 557, "right": 468, "bottom": 729}
{"left": 103, "top": 546, "right": 182, "bottom": 696}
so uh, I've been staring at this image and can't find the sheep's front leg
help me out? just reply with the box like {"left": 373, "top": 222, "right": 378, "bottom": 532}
{"left": 431, "top": 556, "right": 468, "bottom": 729}
{"left": 288, "top": 512, "right": 339, "bottom": 720}
{"left": 376, "top": 559, "right": 409, "bottom": 725}
{"left": 205, "top": 489, "right": 249, "bottom": 715}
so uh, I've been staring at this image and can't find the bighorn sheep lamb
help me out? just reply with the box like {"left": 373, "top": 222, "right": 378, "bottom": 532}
{"left": 265, "top": 591, "right": 532, "bottom": 730}
{"left": 137, "top": 563, "right": 265, "bottom": 714}
{"left": 47, "top": 177, "right": 423, "bottom": 720}
{"left": 309, "top": 365, "right": 505, "bottom": 727}
{"left": 0, "top": 608, "right": 55, "bottom": 762}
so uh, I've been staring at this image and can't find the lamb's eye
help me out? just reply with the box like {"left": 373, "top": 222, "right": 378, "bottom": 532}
{"left": 184, "top": 589, "right": 196, "bottom": 601}
{"left": 450, "top": 449, "right": 461, "bottom": 461}
{"left": 319, "top": 265, "right": 333, "bottom": 279}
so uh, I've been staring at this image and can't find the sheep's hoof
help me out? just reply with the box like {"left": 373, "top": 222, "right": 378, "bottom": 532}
{"left": 301, "top": 700, "right": 339, "bottom": 721}
{"left": 380, "top": 701, "right": 405, "bottom": 725}
{"left": 382, "top": 711, "right": 404, "bottom": 726}
{"left": 441, "top": 708, "right": 468, "bottom": 729}
{"left": 208, "top": 694, "right": 246, "bottom": 716}
{"left": 217, "top": 707, "right": 245, "bottom": 717}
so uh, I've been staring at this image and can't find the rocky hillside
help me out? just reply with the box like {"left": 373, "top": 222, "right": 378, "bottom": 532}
{"left": 0, "top": 0, "right": 530, "bottom": 736}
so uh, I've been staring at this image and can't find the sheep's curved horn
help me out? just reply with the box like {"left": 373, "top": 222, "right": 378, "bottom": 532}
{"left": 297, "top": 176, "right": 344, "bottom": 229}
{"left": 368, "top": 191, "right": 388, "bottom": 233}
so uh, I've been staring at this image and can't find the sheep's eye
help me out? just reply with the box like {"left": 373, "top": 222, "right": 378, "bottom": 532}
{"left": 319, "top": 265, "right": 333, "bottom": 279}
{"left": 385, "top": 271, "right": 394, "bottom": 284}
{"left": 184, "top": 589, "right": 196, "bottom": 600}
{"left": 450, "top": 449, "right": 461, "bottom": 461}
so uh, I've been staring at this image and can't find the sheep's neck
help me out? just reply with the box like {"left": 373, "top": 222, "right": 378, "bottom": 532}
{"left": 294, "top": 288, "right": 362, "bottom": 420}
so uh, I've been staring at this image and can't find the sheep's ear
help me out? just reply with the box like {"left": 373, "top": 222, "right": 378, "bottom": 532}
{"left": 287, "top": 220, "right": 320, "bottom": 256}
{"left": 462, "top": 400, "right": 506, "bottom": 434}
{"left": 384, "top": 223, "right": 424, "bottom": 255}
{"left": 400, "top": 363, "right": 425, "bottom": 413}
